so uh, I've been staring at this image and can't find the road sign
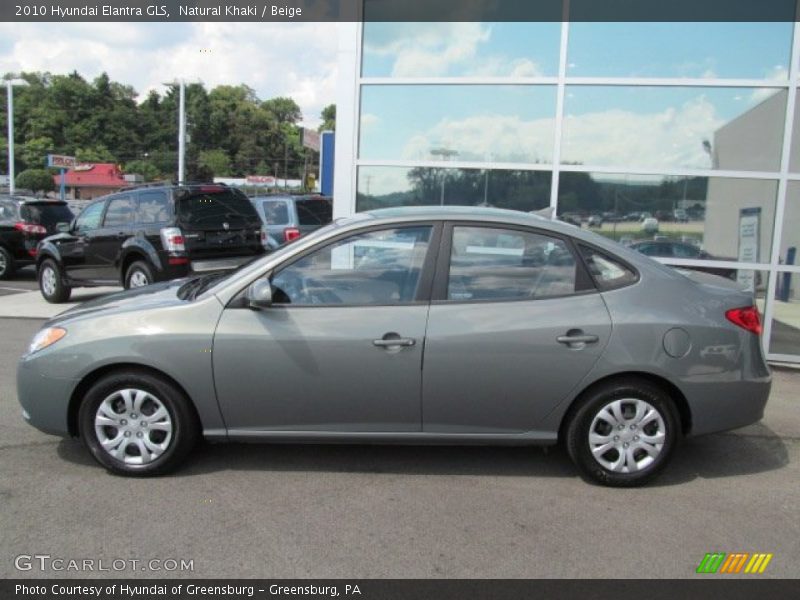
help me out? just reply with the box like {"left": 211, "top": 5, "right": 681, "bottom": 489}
{"left": 301, "top": 128, "right": 320, "bottom": 152}
{"left": 47, "top": 154, "right": 76, "bottom": 169}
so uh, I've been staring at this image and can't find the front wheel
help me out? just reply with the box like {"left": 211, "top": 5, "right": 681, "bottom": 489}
{"left": 78, "top": 370, "right": 200, "bottom": 476}
{"left": 565, "top": 378, "right": 679, "bottom": 487}
{"left": 38, "top": 258, "right": 71, "bottom": 303}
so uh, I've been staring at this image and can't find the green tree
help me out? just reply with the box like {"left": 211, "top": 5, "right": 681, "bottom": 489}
{"left": 123, "top": 160, "right": 160, "bottom": 182}
{"left": 19, "top": 136, "right": 54, "bottom": 170}
{"left": 75, "top": 145, "right": 115, "bottom": 163}
{"left": 197, "top": 148, "right": 232, "bottom": 177}
{"left": 263, "top": 96, "right": 302, "bottom": 124}
{"left": 15, "top": 168, "right": 55, "bottom": 194}
{"left": 319, "top": 104, "right": 336, "bottom": 131}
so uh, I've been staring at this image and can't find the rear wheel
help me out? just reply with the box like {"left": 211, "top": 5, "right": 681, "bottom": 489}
{"left": 38, "top": 258, "right": 71, "bottom": 303}
{"left": 78, "top": 370, "right": 199, "bottom": 476}
{"left": 0, "top": 246, "right": 14, "bottom": 280}
{"left": 124, "top": 260, "right": 154, "bottom": 289}
{"left": 565, "top": 378, "right": 679, "bottom": 487}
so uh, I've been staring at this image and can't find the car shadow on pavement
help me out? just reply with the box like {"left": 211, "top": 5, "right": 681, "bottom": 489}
{"left": 55, "top": 423, "right": 790, "bottom": 485}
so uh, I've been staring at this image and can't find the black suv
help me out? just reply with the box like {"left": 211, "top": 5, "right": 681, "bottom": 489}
{"left": 0, "top": 196, "right": 74, "bottom": 280}
{"left": 36, "top": 183, "right": 264, "bottom": 303}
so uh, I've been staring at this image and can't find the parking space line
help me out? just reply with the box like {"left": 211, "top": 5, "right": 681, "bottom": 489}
{"left": 0, "top": 286, "right": 32, "bottom": 292}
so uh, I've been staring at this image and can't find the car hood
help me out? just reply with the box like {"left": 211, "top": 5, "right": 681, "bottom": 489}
{"left": 47, "top": 280, "right": 190, "bottom": 326}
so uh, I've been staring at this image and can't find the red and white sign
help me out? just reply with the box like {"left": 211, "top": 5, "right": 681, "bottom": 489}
{"left": 301, "top": 128, "right": 320, "bottom": 152}
{"left": 245, "top": 175, "right": 277, "bottom": 186}
{"left": 47, "top": 154, "right": 76, "bottom": 169}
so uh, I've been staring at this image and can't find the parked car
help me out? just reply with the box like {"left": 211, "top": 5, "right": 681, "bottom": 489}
{"left": 35, "top": 183, "right": 264, "bottom": 303}
{"left": 250, "top": 194, "right": 333, "bottom": 247}
{"left": 587, "top": 214, "right": 603, "bottom": 227}
{"left": 641, "top": 217, "right": 659, "bottom": 234}
{"left": 628, "top": 240, "right": 738, "bottom": 279}
{"left": 18, "top": 206, "right": 770, "bottom": 487}
{"left": 0, "top": 196, "right": 73, "bottom": 280}
{"left": 673, "top": 209, "right": 689, "bottom": 223}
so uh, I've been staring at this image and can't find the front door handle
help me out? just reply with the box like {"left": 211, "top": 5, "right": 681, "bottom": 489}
{"left": 557, "top": 329, "right": 599, "bottom": 347}
{"left": 373, "top": 332, "right": 416, "bottom": 348}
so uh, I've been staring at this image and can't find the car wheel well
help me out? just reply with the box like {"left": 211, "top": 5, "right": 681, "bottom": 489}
{"left": 559, "top": 372, "right": 692, "bottom": 441}
{"left": 67, "top": 364, "right": 198, "bottom": 438}
{"left": 120, "top": 252, "right": 149, "bottom": 284}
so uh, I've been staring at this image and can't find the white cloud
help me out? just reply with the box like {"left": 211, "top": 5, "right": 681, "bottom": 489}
{"left": 360, "top": 113, "right": 379, "bottom": 128}
{"left": 0, "top": 22, "right": 338, "bottom": 126}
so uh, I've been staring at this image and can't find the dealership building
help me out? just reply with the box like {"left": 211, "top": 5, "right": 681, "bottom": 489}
{"left": 331, "top": 19, "right": 800, "bottom": 363}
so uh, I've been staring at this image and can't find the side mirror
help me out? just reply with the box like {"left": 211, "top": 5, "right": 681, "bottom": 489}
{"left": 56, "top": 222, "right": 70, "bottom": 233}
{"left": 246, "top": 279, "right": 273, "bottom": 310}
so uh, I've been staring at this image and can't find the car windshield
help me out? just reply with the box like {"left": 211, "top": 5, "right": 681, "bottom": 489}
{"left": 20, "top": 203, "right": 74, "bottom": 230}
{"left": 176, "top": 188, "right": 258, "bottom": 229}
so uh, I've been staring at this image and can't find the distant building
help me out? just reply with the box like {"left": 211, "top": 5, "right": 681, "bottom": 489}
{"left": 52, "top": 163, "right": 130, "bottom": 200}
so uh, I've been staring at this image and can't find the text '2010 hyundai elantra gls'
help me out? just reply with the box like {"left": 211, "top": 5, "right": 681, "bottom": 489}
{"left": 17, "top": 207, "right": 770, "bottom": 486}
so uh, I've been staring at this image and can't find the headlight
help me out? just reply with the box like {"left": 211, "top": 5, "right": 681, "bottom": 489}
{"left": 28, "top": 327, "right": 67, "bottom": 355}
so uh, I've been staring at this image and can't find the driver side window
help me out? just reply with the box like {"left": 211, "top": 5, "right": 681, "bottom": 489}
{"left": 271, "top": 226, "right": 432, "bottom": 306}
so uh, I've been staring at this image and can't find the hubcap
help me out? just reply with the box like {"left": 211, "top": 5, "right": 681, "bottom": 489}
{"left": 94, "top": 389, "right": 173, "bottom": 465}
{"left": 129, "top": 270, "right": 150, "bottom": 288}
{"left": 588, "top": 398, "right": 666, "bottom": 474}
{"left": 0, "top": 252, "right": 7, "bottom": 275}
{"left": 41, "top": 266, "right": 57, "bottom": 296}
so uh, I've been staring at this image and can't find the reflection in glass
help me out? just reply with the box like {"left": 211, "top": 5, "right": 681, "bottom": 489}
{"left": 361, "top": 22, "right": 560, "bottom": 77}
{"left": 357, "top": 166, "right": 551, "bottom": 213}
{"left": 567, "top": 22, "right": 792, "bottom": 79}
{"left": 770, "top": 271, "right": 800, "bottom": 356}
{"left": 562, "top": 86, "right": 786, "bottom": 171}
{"left": 556, "top": 173, "right": 776, "bottom": 263}
{"left": 359, "top": 85, "right": 557, "bottom": 163}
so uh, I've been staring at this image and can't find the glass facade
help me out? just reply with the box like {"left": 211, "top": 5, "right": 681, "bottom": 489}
{"left": 343, "top": 17, "right": 800, "bottom": 361}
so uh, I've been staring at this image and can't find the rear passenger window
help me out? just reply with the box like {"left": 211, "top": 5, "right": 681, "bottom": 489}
{"left": 103, "top": 196, "right": 135, "bottom": 227}
{"left": 579, "top": 246, "right": 638, "bottom": 290}
{"left": 262, "top": 200, "right": 289, "bottom": 225}
{"left": 137, "top": 192, "right": 171, "bottom": 224}
{"left": 447, "top": 226, "right": 577, "bottom": 301}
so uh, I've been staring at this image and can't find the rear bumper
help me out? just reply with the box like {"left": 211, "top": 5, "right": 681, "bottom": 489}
{"left": 685, "top": 376, "right": 771, "bottom": 436}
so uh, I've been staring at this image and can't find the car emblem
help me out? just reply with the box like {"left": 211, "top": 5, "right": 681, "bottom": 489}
{"left": 223, "top": 222, "right": 230, "bottom": 230}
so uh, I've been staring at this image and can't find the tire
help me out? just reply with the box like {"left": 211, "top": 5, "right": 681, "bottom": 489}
{"left": 38, "top": 258, "right": 71, "bottom": 303}
{"left": 124, "top": 260, "right": 154, "bottom": 289}
{"left": 78, "top": 370, "right": 199, "bottom": 476}
{"left": 565, "top": 378, "right": 679, "bottom": 487}
{"left": 0, "top": 246, "right": 15, "bottom": 280}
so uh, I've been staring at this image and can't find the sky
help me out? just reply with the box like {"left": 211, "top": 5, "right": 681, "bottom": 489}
{"left": 0, "top": 21, "right": 339, "bottom": 127}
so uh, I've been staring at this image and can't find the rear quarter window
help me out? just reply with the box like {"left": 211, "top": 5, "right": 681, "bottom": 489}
{"left": 579, "top": 245, "right": 639, "bottom": 290}
{"left": 296, "top": 198, "right": 332, "bottom": 226}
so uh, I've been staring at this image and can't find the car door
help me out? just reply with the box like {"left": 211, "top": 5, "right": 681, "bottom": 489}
{"left": 87, "top": 194, "right": 135, "bottom": 282}
{"left": 213, "top": 223, "right": 439, "bottom": 433}
{"left": 422, "top": 224, "right": 612, "bottom": 433}
{"left": 57, "top": 200, "right": 107, "bottom": 282}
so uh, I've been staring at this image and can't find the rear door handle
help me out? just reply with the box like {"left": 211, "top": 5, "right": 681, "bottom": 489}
{"left": 373, "top": 332, "right": 416, "bottom": 348}
{"left": 557, "top": 330, "right": 599, "bottom": 346}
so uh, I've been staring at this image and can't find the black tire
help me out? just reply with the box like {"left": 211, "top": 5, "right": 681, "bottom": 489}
{"left": 565, "top": 378, "right": 679, "bottom": 487}
{"left": 0, "top": 246, "right": 14, "bottom": 280}
{"left": 38, "top": 258, "right": 71, "bottom": 303}
{"left": 124, "top": 260, "right": 154, "bottom": 290}
{"left": 78, "top": 370, "right": 199, "bottom": 476}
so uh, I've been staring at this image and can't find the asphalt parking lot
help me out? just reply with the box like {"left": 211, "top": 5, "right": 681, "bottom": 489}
{"left": 1, "top": 316, "right": 798, "bottom": 579}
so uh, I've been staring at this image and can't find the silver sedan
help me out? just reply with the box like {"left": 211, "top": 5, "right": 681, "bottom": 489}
{"left": 17, "top": 207, "right": 771, "bottom": 486}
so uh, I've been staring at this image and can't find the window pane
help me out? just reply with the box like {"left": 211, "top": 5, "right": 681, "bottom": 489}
{"left": 357, "top": 166, "right": 551, "bottom": 213}
{"left": 362, "top": 22, "right": 560, "bottom": 77}
{"left": 360, "top": 85, "right": 556, "bottom": 163}
{"left": 770, "top": 271, "right": 800, "bottom": 356}
{"left": 261, "top": 200, "right": 289, "bottom": 225}
{"left": 76, "top": 202, "right": 104, "bottom": 231}
{"left": 781, "top": 183, "right": 800, "bottom": 266}
{"left": 103, "top": 197, "right": 134, "bottom": 228}
{"left": 557, "top": 172, "right": 776, "bottom": 264}
{"left": 271, "top": 226, "right": 431, "bottom": 306}
{"left": 296, "top": 197, "right": 333, "bottom": 225}
{"left": 567, "top": 22, "right": 792, "bottom": 79}
{"left": 448, "top": 226, "right": 577, "bottom": 301}
{"left": 562, "top": 86, "right": 786, "bottom": 171}
{"left": 136, "top": 192, "right": 171, "bottom": 224}
{"left": 578, "top": 245, "right": 638, "bottom": 290}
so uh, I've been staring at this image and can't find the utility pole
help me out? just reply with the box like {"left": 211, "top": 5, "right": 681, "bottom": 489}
{"left": 178, "top": 80, "right": 186, "bottom": 184}
{"left": 5, "top": 77, "right": 28, "bottom": 194}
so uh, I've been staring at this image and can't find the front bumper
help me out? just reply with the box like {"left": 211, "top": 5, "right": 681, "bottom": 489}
{"left": 17, "top": 356, "right": 79, "bottom": 437}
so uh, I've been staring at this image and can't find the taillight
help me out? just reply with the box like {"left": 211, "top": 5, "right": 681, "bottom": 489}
{"left": 14, "top": 222, "right": 47, "bottom": 235}
{"left": 726, "top": 306, "right": 762, "bottom": 335}
{"left": 284, "top": 227, "right": 301, "bottom": 243}
{"left": 160, "top": 227, "right": 186, "bottom": 253}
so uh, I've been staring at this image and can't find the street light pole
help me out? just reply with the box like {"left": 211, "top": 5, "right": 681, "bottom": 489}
{"left": 178, "top": 80, "right": 186, "bottom": 184}
{"left": 6, "top": 81, "right": 15, "bottom": 194}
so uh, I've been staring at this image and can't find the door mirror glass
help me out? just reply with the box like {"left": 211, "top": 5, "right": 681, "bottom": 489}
{"left": 56, "top": 222, "right": 71, "bottom": 233}
{"left": 246, "top": 279, "right": 273, "bottom": 309}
